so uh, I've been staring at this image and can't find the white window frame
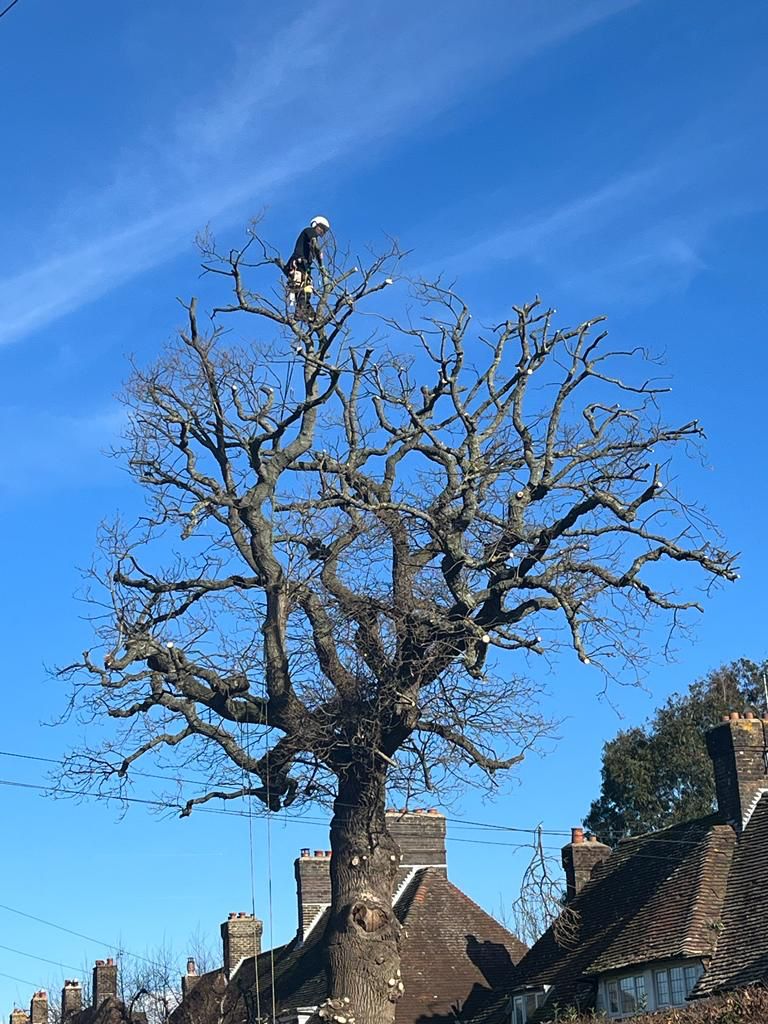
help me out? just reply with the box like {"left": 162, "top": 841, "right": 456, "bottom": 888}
{"left": 653, "top": 963, "right": 704, "bottom": 1008}
{"left": 510, "top": 990, "right": 544, "bottom": 1024}
{"left": 604, "top": 973, "right": 647, "bottom": 1018}
{"left": 599, "top": 960, "right": 705, "bottom": 1019}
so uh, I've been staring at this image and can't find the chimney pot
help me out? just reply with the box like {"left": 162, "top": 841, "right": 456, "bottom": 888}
{"left": 301, "top": 848, "right": 310, "bottom": 857}
{"left": 571, "top": 827, "right": 584, "bottom": 844}
{"left": 186, "top": 958, "right": 197, "bottom": 975}
{"left": 721, "top": 714, "right": 730, "bottom": 722}
{"left": 729, "top": 711, "right": 740, "bottom": 721}
{"left": 314, "top": 849, "right": 324, "bottom": 857}
{"left": 745, "top": 711, "right": 755, "bottom": 720}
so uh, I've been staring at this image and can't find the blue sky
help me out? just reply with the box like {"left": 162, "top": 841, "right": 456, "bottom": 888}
{"left": 1, "top": 0, "right": 767, "bottom": 1011}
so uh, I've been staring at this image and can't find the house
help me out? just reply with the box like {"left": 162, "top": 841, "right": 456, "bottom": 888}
{"left": 8, "top": 961, "right": 144, "bottom": 1024}
{"left": 171, "top": 809, "right": 528, "bottom": 1024}
{"left": 483, "top": 711, "right": 768, "bottom": 1023}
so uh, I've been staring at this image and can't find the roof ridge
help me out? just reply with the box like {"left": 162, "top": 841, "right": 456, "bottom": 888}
{"left": 614, "top": 812, "right": 722, "bottom": 848}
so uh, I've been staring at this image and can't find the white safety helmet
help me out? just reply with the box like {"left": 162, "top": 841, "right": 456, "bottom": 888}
{"left": 310, "top": 215, "right": 331, "bottom": 232}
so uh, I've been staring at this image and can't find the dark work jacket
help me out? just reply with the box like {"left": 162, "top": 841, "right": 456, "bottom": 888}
{"left": 287, "top": 227, "right": 322, "bottom": 273}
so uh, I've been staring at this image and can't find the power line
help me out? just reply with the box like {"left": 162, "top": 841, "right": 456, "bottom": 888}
{"left": 0, "top": 969, "right": 39, "bottom": 988}
{"left": 0, "top": 0, "right": 21, "bottom": 20}
{"left": 0, "top": 771, "right": 740, "bottom": 869}
{"left": 0, "top": 942, "right": 81, "bottom": 973}
{"left": 0, "top": 901, "right": 164, "bottom": 969}
{"left": 0, "top": 748, "right": 734, "bottom": 846}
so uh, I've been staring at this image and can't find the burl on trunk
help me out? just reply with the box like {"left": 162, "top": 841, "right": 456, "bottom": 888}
{"left": 320, "top": 773, "right": 403, "bottom": 1024}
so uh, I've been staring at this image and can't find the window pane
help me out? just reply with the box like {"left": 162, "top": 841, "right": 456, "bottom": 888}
{"left": 512, "top": 996, "right": 524, "bottom": 1024}
{"left": 635, "top": 975, "right": 646, "bottom": 1009}
{"left": 655, "top": 970, "right": 670, "bottom": 1006}
{"left": 684, "top": 964, "right": 703, "bottom": 994}
{"left": 607, "top": 981, "right": 620, "bottom": 1014}
{"left": 670, "top": 967, "right": 685, "bottom": 1004}
{"left": 525, "top": 994, "right": 539, "bottom": 1016}
{"left": 620, "top": 977, "right": 639, "bottom": 1013}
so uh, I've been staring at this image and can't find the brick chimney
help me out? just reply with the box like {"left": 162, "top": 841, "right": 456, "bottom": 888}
{"left": 707, "top": 712, "right": 768, "bottom": 829}
{"left": 61, "top": 982, "right": 82, "bottom": 1021}
{"left": 387, "top": 808, "right": 447, "bottom": 890}
{"left": 562, "top": 827, "right": 611, "bottom": 901}
{"left": 181, "top": 958, "right": 199, "bottom": 998}
{"left": 29, "top": 994, "right": 47, "bottom": 1024}
{"left": 387, "top": 808, "right": 447, "bottom": 869}
{"left": 93, "top": 959, "right": 117, "bottom": 1007}
{"left": 295, "top": 850, "right": 332, "bottom": 941}
{"left": 10, "top": 1010, "right": 30, "bottom": 1024}
{"left": 292, "top": 811, "right": 447, "bottom": 937}
{"left": 220, "top": 912, "right": 262, "bottom": 976}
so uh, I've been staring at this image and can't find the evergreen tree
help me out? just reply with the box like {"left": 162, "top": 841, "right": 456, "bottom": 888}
{"left": 585, "top": 659, "right": 766, "bottom": 841}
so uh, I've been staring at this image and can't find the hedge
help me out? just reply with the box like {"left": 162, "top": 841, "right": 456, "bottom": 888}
{"left": 551, "top": 988, "right": 768, "bottom": 1023}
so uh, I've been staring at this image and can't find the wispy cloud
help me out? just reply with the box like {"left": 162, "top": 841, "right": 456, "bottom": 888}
{"left": 0, "top": 0, "right": 642, "bottom": 347}
{"left": 438, "top": 123, "right": 767, "bottom": 304}
{"left": 437, "top": 165, "right": 665, "bottom": 273}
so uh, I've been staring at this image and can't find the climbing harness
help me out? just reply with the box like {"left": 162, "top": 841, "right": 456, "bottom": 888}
{"left": 286, "top": 268, "right": 316, "bottom": 322}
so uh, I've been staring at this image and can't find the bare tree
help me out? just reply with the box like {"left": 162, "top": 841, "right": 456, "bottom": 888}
{"left": 58, "top": 223, "right": 736, "bottom": 1024}
{"left": 118, "top": 938, "right": 216, "bottom": 1024}
{"left": 506, "top": 827, "right": 578, "bottom": 949}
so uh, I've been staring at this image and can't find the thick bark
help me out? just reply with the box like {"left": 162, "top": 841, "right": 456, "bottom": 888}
{"left": 321, "top": 767, "right": 402, "bottom": 1024}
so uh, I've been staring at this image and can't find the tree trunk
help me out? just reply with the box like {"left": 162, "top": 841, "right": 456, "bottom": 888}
{"left": 322, "top": 766, "right": 402, "bottom": 1024}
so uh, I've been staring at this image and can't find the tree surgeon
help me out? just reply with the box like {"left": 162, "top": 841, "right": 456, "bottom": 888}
{"left": 284, "top": 215, "right": 331, "bottom": 319}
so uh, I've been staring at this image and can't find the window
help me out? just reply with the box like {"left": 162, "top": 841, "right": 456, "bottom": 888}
{"left": 606, "top": 975, "right": 646, "bottom": 1016}
{"left": 654, "top": 963, "right": 703, "bottom": 1007}
{"left": 511, "top": 992, "right": 543, "bottom": 1024}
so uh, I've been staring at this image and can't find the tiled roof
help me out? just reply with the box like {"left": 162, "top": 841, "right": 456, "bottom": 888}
{"left": 395, "top": 869, "right": 526, "bottom": 1023}
{"left": 587, "top": 822, "right": 734, "bottom": 973}
{"left": 173, "top": 869, "right": 527, "bottom": 1024}
{"left": 484, "top": 815, "right": 737, "bottom": 1022}
{"left": 695, "top": 793, "right": 768, "bottom": 995}
{"left": 69, "top": 995, "right": 147, "bottom": 1024}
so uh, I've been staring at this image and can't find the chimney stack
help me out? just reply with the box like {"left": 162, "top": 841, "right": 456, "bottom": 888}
{"left": 10, "top": 1010, "right": 30, "bottom": 1024}
{"left": 93, "top": 959, "right": 117, "bottom": 1007}
{"left": 294, "top": 850, "right": 332, "bottom": 941}
{"left": 29, "top": 994, "right": 47, "bottom": 1024}
{"left": 707, "top": 713, "right": 768, "bottom": 829}
{"left": 562, "top": 828, "right": 610, "bottom": 901}
{"left": 386, "top": 808, "right": 447, "bottom": 891}
{"left": 61, "top": 982, "right": 82, "bottom": 1021}
{"left": 181, "top": 959, "right": 199, "bottom": 998}
{"left": 220, "top": 912, "right": 262, "bottom": 976}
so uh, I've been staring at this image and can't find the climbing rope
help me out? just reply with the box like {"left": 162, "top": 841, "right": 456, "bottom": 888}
{"left": 264, "top": 704, "right": 277, "bottom": 1024}
{"left": 240, "top": 719, "right": 263, "bottom": 1023}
